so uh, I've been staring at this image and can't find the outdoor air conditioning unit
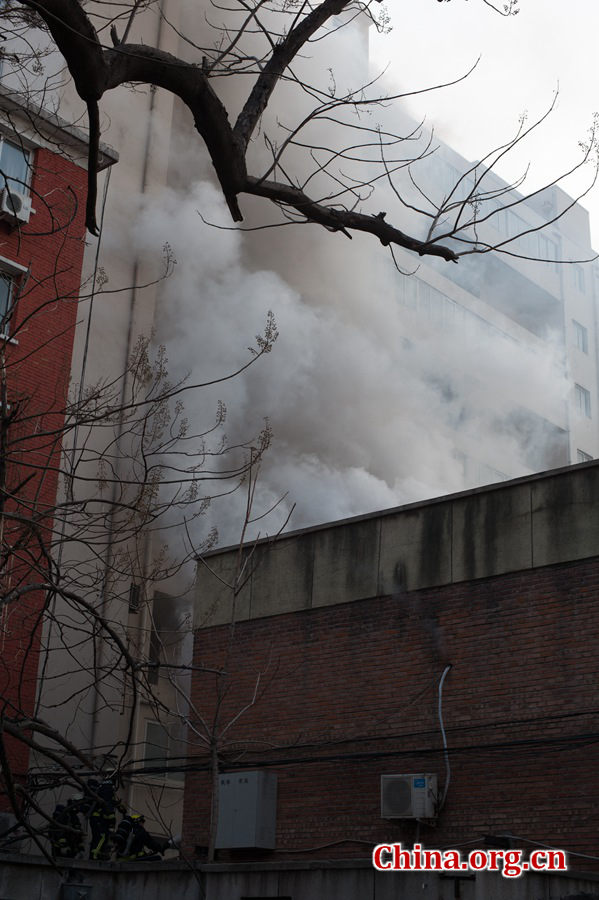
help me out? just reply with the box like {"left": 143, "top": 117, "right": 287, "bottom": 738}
{"left": 381, "top": 773, "right": 437, "bottom": 819}
{"left": 0, "top": 186, "right": 31, "bottom": 223}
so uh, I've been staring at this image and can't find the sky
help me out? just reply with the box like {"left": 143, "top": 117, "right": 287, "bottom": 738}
{"left": 370, "top": 0, "right": 599, "bottom": 246}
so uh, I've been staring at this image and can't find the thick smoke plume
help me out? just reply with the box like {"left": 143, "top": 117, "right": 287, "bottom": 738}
{"left": 134, "top": 174, "right": 569, "bottom": 549}
{"left": 143, "top": 8, "right": 573, "bottom": 549}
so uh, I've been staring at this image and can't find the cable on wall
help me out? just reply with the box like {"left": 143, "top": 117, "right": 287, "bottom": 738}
{"left": 438, "top": 663, "right": 452, "bottom": 811}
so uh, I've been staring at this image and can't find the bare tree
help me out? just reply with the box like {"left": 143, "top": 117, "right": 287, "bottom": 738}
{"left": 4, "top": 0, "right": 596, "bottom": 269}
{"left": 0, "top": 226, "right": 280, "bottom": 856}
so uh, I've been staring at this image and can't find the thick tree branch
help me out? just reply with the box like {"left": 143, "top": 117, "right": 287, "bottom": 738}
{"left": 103, "top": 44, "right": 246, "bottom": 220}
{"left": 243, "top": 175, "right": 459, "bottom": 261}
{"left": 86, "top": 99, "right": 100, "bottom": 234}
{"left": 234, "top": 0, "right": 353, "bottom": 150}
{"left": 14, "top": 0, "right": 541, "bottom": 262}
{"left": 18, "top": 3, "right": 246, "bottom": 222}
{"left": 19, "top": 0, "right": 107, "bottom": 100}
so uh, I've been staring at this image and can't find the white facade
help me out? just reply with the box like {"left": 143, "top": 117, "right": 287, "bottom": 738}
{"left": 384, "top": 140, "right": 599, "bottom": 487}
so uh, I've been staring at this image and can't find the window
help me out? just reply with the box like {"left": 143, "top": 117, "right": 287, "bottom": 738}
{"left": 148, "top": 623, "right": 160, "bottom": 684}
{"left": 143, "top": 721, "right": 186, "bottom": 782}
{"left": 573, "top": 264, "right": 586, "bottom": 292}
{"left": 574, "top": 383, "right": 591, "bottom": 418}
{"left": 577, "top": 449, "right": 593, "bottom": 463}
{"left": 0, "top": 272, "right": 12, "bottom": 333}
{"left": 128, "top": 583, "right": 141, "bottom": 613}
{"left": 0, "top": 256, "right": 27, "bottom": 340}
{"left": 573, "top": 320, "right": 589, "bottom": 354}
{"left": 0, "top": 136, "right": 30, "bottom": 194}
{"left": 537, "top": 232, "right": 560, "bottom": 272}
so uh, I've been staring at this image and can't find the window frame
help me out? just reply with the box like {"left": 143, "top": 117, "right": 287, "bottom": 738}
{"left": 0, "top": 134, "right": 32, "bottom": 197}
{"left": 143, "top": 720, "right": 185, "bottom": 783}
{"left": 573, "top": 264, "right": 586, "bottom": 293}
{"left": 573, "top": 319, "right": 589, "bottom": 354}
{"left": 0, "top": 255, "right": 27, "bottom": 342}
{"left": 574, "top": 383, "right": 592, "bottom": 419}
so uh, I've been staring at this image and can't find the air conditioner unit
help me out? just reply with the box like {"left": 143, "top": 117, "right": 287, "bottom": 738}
{"left": 381, "top": 773, "right": 437, "bottom": 819}
{"left": 0, "top": 186, "right": 31, "bottom": 223}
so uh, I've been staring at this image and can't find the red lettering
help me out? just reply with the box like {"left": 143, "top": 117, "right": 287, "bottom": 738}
{"left": 529, "top": 850, "right": 546, "bottom": 870}
{"left": 410, "top": 843, "right": 421, "bottom": 870}
{"left": 443, "top": 850, "right": 461, "bottom": 870}
{"left": 423, "top": 849, "right": 442, "bottom": 869}
{"left": 468, "top": 850, "right": 486, "bottom": 870}
{"left": 486, "top": 849, "right": 502, "bottom": 870}
{"left": 373, "top": 844, "right": 393, "bottom": 870}
{"left": 503, "top": 850, "right": 523, "bottom": 878}
{"left": 546, "top": 850, "right": 567, "bottom": 871}
{"left": 393, "top": 843, "right": 412, "bottom": 870}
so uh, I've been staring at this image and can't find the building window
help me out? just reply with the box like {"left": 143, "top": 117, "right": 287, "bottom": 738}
{"left": 574, "top": 383, "right": 591, "bottom": 418}
{"left": 147, "top": 624, "right": 160, "bottom": 684}
{"left": 573, "top": 320, "right": 589, "bottom": 354}
{"left": 0, "top": 137, "right": 30, "bottom": 194}
{"left": 143, "top": 721, "right": 185, "bottom": 782}
{"left": 0, "top": 257, "right": 27, "bottom": 339}
{"left": 537, "top": 232, "right": 560, "bottom": 272}
{"left": 128, "top": 583, "right": 141, "bottom": 613}
{"left": 573, "top": 264, "right": 586, "bottom": 292}
{"left": 0, "top": 272, "right": 13, "bottom": 336}
{"left": 577, "top": 449, "right": 593, "bottom": 463}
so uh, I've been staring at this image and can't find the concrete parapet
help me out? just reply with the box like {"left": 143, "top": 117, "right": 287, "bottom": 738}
{"left": 194, "top": 461, "right": 599, "bottom": 628}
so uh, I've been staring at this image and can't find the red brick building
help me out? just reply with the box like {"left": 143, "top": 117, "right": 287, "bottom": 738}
{"left": 0, "top": 87, "right": 116, "bottom": 802}
{"left": 185, "top": 462, "right": 599, "bottom": 876}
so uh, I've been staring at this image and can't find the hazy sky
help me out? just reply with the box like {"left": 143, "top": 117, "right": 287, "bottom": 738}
{"left": 370, "top": 0, "right": 599, "bottom": 247}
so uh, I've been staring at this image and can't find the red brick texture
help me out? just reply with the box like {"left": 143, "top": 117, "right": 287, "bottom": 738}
{"left": 0, "top": 144, "right": 87, "bottom": 807}
{"left": 183, "top": 555, "right": 599, "bottom": 869}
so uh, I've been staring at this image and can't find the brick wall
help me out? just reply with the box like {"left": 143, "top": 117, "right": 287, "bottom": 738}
{"left": 0, "top": 143, "right": 87, "bottom": 804}
{"left": 183, "top": 554, "right": 599, "bottom": 869}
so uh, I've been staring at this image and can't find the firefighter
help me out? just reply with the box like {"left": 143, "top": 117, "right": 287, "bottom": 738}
{"left": 113, "top": 813, "right": 165, "bottom": 861}
{"left": 88, "top": 775, "right": 124, "bottom": 861}
{"left": 49, "top": 800, "right": 84, "bottom": 858}
{"left": 78, "top": 778, "right": 100, "bottom": 817}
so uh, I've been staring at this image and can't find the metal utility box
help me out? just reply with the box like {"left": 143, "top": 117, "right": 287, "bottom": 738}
{"left": 215, "top": 770, "right": 277, "bottom": 849}
{"left": 381, "top": 773, "right": 438, "bottom": 819}
{"left": 60, "top": 885, "right": 93, "bottom": 900}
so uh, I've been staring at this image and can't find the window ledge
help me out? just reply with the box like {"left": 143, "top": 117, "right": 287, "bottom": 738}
{"left": 0, "top": 333, "right": 17, "bottom": 344}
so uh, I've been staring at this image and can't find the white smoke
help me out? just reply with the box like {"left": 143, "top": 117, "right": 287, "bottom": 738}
{"left": 133, "top": 172, "right": 569, "bottom": 549}
{"left": 100, "top": 4, "right": 575, "bottom": 554}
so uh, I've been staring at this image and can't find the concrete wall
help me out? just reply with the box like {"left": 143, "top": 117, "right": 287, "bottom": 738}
{"left": 202, "top": 862, "right": 599, "bottom": 900}
{"left": 194, "top": 460, "right": 599, "bottom": 627}
{"left": 3, "top": 854, "right": 599, "bottom": 900}
{"left": 0, "top": 853, "right": 199, "bottom": 900}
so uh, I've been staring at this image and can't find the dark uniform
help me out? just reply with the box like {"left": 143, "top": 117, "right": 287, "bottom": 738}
{"left": 88, "top": 777, "right": 124, "bottom": 861}
{"left": 49, "top": 801, "right": 84, "bottom": 858}
{"left": 113, "top": 814, "right": 164, "bottom": 861}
